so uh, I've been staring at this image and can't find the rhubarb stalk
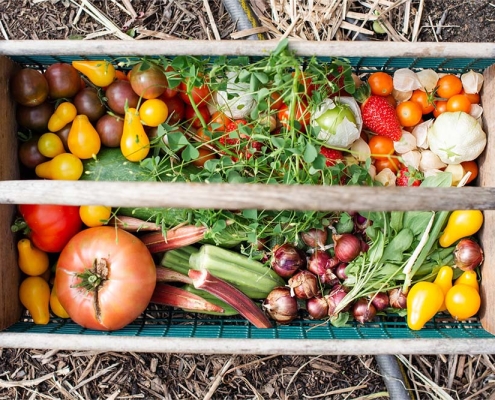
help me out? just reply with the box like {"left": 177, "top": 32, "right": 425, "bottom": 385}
{"left": 141, "top": 225, "right": 207, "bottom": 253}
{"left": 109, "top": 216, "right": 161, "bottom": 232}
{"left": 188, "top": 269, "right": 273, "bottom": 329}
{"left": 151, "top": 283, "right": 224, "bottom": 313}
{"left": 155, "top": 266, "right": 192, "bottom": 284}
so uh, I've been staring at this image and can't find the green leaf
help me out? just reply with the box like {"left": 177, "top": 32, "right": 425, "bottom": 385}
{"left": 311, "top": 154, "right": 326, "bottom": 171}
{"left": 254, "top": 72, "right": 269, "bottom": 84}
{"left": 242, "top": 209, "right": 258, "bottom": 220}
{"left": 212, "top": 219, "right": 227, "bottom": 233}
{"left": 381, "top": 228, "right": 414, "bottom": 262}
{"left": 421, "top": 171, "right": 452, "bottom": 188}
{"left": 403, "top": 211, "right": 435, "bottom": 237}
{"left": 257, "top": 87, "right": 270, "bottom": 101}
{"left": 303, "top": 143, "right": 318, "bottom": 163}
{"left": 273, "top": 38, "right": 289, "bottom": 56}
{"left": 367, "top": 230, "right": 385, "bottom": 264}
{"left": 181, "top": 144, "right": 199, "bottom": 162}
{"left": 271, "top": 136, "right": 286, "bottom": 148}
{"left": 167, "top": 132, "right": 189, "bottom": 151}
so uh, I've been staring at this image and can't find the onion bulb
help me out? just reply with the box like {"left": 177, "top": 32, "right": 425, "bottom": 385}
{"left": 262, "top": 287, "right": 299, "bottom": 324}
{"left": 271, "top": 243, "right": 306, "bottom": 278}
{"left": 352, "top": 298, "right": 377, "bottom": 324}
{"left": 333, "top": 233, "right": 361, "bottom": 263}
{"left": 288, "top": 270, "right": 320, "bottom": 300}
{"left": 454, "top": 238, "right": 484, "bottom": 271}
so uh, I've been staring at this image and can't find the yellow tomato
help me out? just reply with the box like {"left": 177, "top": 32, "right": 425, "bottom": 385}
{"left": 454, "top": 270, "right": 479, "bottom": 292}
{"left": 72, "top": 60, "right": 116, "bottom": 87}
{"left": 121, "top": 107, "right": 150, "bottom": 162}
{"left": 407, "top": 282, "right": 444, "bottom": 331}
{"left": 50, "top": 286, "right": 70, "bottom": 319}
{"left": 19, "top": 276, "right": 50, "bottom": 325}
{"left": 79, "top": 205, "right": 112, "bottom": 227}
{"left": 139, "top": 99, "right": 169, "bottom": 127}
{"left": 439, "top": 210, "right": 483, "bottom": 248}
{"left": 38, "top": 132, "right": 65, "bottom": 158}
{"left": 445, "top": 284, "right": 481, "bottom": 321}
{"left": 35, "top": 153, "right": 83, "bottom": 180}
{"left": 48, "top": 102, "right": 77, "bottom": 132}
{"left": 17, "top": 238, "right": 49, "bottom": 276}
{"left": 68, "top": 114, "right": 101, "bottom": 159}
{"left": 433, "top": 266, "right": 453, "bottom": 312}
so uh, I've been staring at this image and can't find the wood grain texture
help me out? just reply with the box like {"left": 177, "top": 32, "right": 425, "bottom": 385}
{"left": 1, "top": 40, "right": 495, "bottom": 58}
{"left": 2, "top": 180, "right": 495, "bottom": 211}
{"left": 478, "top": 64, "right": 495, "bottom": 334}
{"left": 0, "top": 56, "right": 22, "bottom": 331}
{"left": 0, "top": 333, "right": 495, "bottom": 355}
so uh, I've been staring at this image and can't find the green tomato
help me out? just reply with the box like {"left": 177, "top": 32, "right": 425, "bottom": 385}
{"left": 315, "top": 102, "right": 356, "bottom": 135}
{"left": 373, "top": 20, "right": 387, "bottom": 35}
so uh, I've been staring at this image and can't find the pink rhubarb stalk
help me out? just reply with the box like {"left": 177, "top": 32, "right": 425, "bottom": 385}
{"left": 151, "top": 283, "right": 224, "bottom": 313}
{"left": 140, "top": 225, "right": 207, "bottom": 253}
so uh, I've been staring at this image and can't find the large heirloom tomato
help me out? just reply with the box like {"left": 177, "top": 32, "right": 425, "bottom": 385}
{"left": 55, "top": 227, "right": 156, "bottom": 331}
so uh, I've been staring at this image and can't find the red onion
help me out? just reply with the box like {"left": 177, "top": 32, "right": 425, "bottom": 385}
{"left": 333, "top": 233, "right": 361, "bottom": 262}
{"left": 335, "top": 262, "right": 348, "bottom": 281}
{"left": 306, "top": 296, "right": 329, "bottom": 320}
{"left": 354, "top": 213, "right": 370, "bottom": 232}
{"left": 352, "top": 298, "right": 376, "bottom": 324}
{"left": 262, "top": 287, "right": 299, "bottom": 324}
{"left": 454, "top": 238, "right": 484, "bottom": 271}
{"left": 288, "top": 270, "right": 320, "bottom": 300}
{"left": 270, "top": 243, "right": 306, "bottom": 278}
{"left": 370, "top": 292, "right": 389, "bottom": 312}
{"left": 301, "top": 228, "right": 328, "bottom": 249}
{"left": 307, "top": 251, "right": 339, "bottom": 274}
{"left": 388, "top": 288, "right": 407, "bottom": 309}
{"left": 326, "top": 284, "right": 348, "bottom": 316}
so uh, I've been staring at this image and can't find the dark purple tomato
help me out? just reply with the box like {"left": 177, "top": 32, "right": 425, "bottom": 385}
{"left": 16, "top": 101, "right": 55, "bottom": 132}
{"left": 44, "top": 63, "right": 81, "bottom": 99}
{"left": 55, "top": 122, "right": 72, "bottom": 151}
{"left": 10, "top": 68, "right": 49, "bottom": 107}
{"left": 18, "top": 135, "right": 48, "bottom": 169}
{"left": 105, "top": 80, "right": 139, "bottom": 115}
{"left": 129, "top": 62, "right": 168, "bottom": 99}
{"left": 74, "top": 87, "right": 105, "bottom": 122}
{"left": 95, "top": 114, "right": 124, "bottom": 147}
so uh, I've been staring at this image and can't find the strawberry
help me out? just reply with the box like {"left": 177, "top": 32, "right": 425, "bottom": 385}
{"left": 320, "top": 147, "right": 344, "bottom": 167}
{"left": 354, "top": 83, "right": 402, "bottom": 141}
{"left": 361, "top": 96, "right": 402, "bottom": 141}
{"left": 396, "top": 167, "right": 422, "bottom": 187}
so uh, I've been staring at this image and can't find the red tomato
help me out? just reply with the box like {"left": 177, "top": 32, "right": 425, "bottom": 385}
{"left": 179, "top": 78, "right": 211, "bottom": 106}
{"left": 18, "top": 204, "right": 82, "bottom": 253}
{"left": 374, "top": 158, "right": 401, "bottom": 174}
{"left": 461, "top": 160, "right": 478, "bottom": 184}
{"left": 396, "top": 101, "right": 422, "bottom": 127}
{"left": 368, "top": 72, "right": 393, "bottom": 97}
{"left": 209, "top": 111, "right": 231, "bottom": 132}
{"left": 446, "top": 94, "right": 472, "bottom": 113}
{"left": 410, "top": 90, "right": 435, "bottom": 114}
{"left": 436, "top": 74, "right": 463, "bottom": 99}
{"left": 55, "top": 227, "right": 156, "bottom": 331}
{"left": 162, "top": 95, "right": 186, "bottom": 125}
{"left": 269, "top": 92, "right": 284, "bottom": 111}
{"left": 277, "top": 102, "right": 310, "bottom": 131}
{"left": 433, "top": 100, "right": 448, "bottom": 118}
{"left": 368, "top": 135, "right": 395, "bottom": 160}
{"left": 185, "top": 105, "right": 211, "bottom": 129}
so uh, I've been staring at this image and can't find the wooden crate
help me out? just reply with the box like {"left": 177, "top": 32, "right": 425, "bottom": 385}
{"left": 1, "top": 40, "right": 495, "bottom": 354}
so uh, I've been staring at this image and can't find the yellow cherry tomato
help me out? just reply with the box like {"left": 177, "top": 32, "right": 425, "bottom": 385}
{"left": 121, "top": 107, "right": 150, "bottom": 162}
{"left": 407, "top": 281, "right": 444, "bottom": 331}
{"left": 439, "top": 210, "right": 483, "bottom": 248}
{"left": 72, "top": 60, "right": 116, "bottom": 87}
{"left": 445, "top": 284, "right": 481, "bottom": 320}
{"left": 454, "top": 270, "right": 479, "bottom": 292}
{"left": 35, "top": 152, "right": 83, "bottom": 180}
{"left": 48, "top": 102, "right": 77, "bottom": 132}
{"left": 50, "top": 286, "right": 70, "bottom": 319}
{"left": 139, "top": 99, "right": 169, "bottom": 127}
{"left": 19, "top": 276, "right": 50, "bottom": 325}
{"left": 68, "top": 114, "right": 101, "bottom": 159}
{"left": 433, "top": 266, "right": 453, "bottom": 312}
{"left": 37, "top": 132, "right": 65, "bottom": 158}
{"left": 17, "top": 238, "right": 50, "bottom": 276}
{"left": 79, "top": 205, "right": 112, "bottom": 227}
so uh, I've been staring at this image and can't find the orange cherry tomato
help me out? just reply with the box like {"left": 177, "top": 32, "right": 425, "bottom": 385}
{"left": 368, "top": 72, "right": 394, "bottom": 97}
{"left": 446, "top": 94, "right": 472, "bottom": 113}
{"left": 368, "top": 135, "right": 395, "bottom": 160}
{"left": 191, "top": 147, "right": 217, "bottom": 168}
{"left": 460, "top": 160, "right": 478, "bottom": 184}
{"left": 396, "top": 101, "right": 422, "bottom": 127}
{"left": 410, "top": 89, "right": 435, "bottom": 114}
{"left": 269, "top": 91, "right": 284, "bottom": 111}
{"left": 277, "top": 102, "right": 310, "bottom": 131}
{"left": 374, "top": 157, "right": 401, "bottom": 174}
{"left": 114, "top": 70, "right": 128, "bottom": 81}
{"left": 195, "top": 127, "right": 213, "bottom": 143}
{"left": 461, "top": 90, "right": 480, "bottom": 104}
{"left": 436, "top": 74, "right": 463, "bottom": 99}
{"left": 209, "top": 111, "right": 231, "bottom": 132}
{"left": 433, "top": 100, "right": 448, "bottom": 118}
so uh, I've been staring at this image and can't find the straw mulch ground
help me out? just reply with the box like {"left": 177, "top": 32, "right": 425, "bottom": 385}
{"left": 1, "top": 1, "right": 495, "bottom": 399}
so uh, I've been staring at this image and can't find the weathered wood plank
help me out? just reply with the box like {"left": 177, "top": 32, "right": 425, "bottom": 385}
{"left": 1, "top": 40, "right": 495, "bottom": 59}
{"left": 0, "top": 333, "right": 494, "bottom": 355}
{"left": 1, "top": 180, "right": 495, "bottom": 211}
{"left": 0, "top": 56, "right": 22, "bottom": 331}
